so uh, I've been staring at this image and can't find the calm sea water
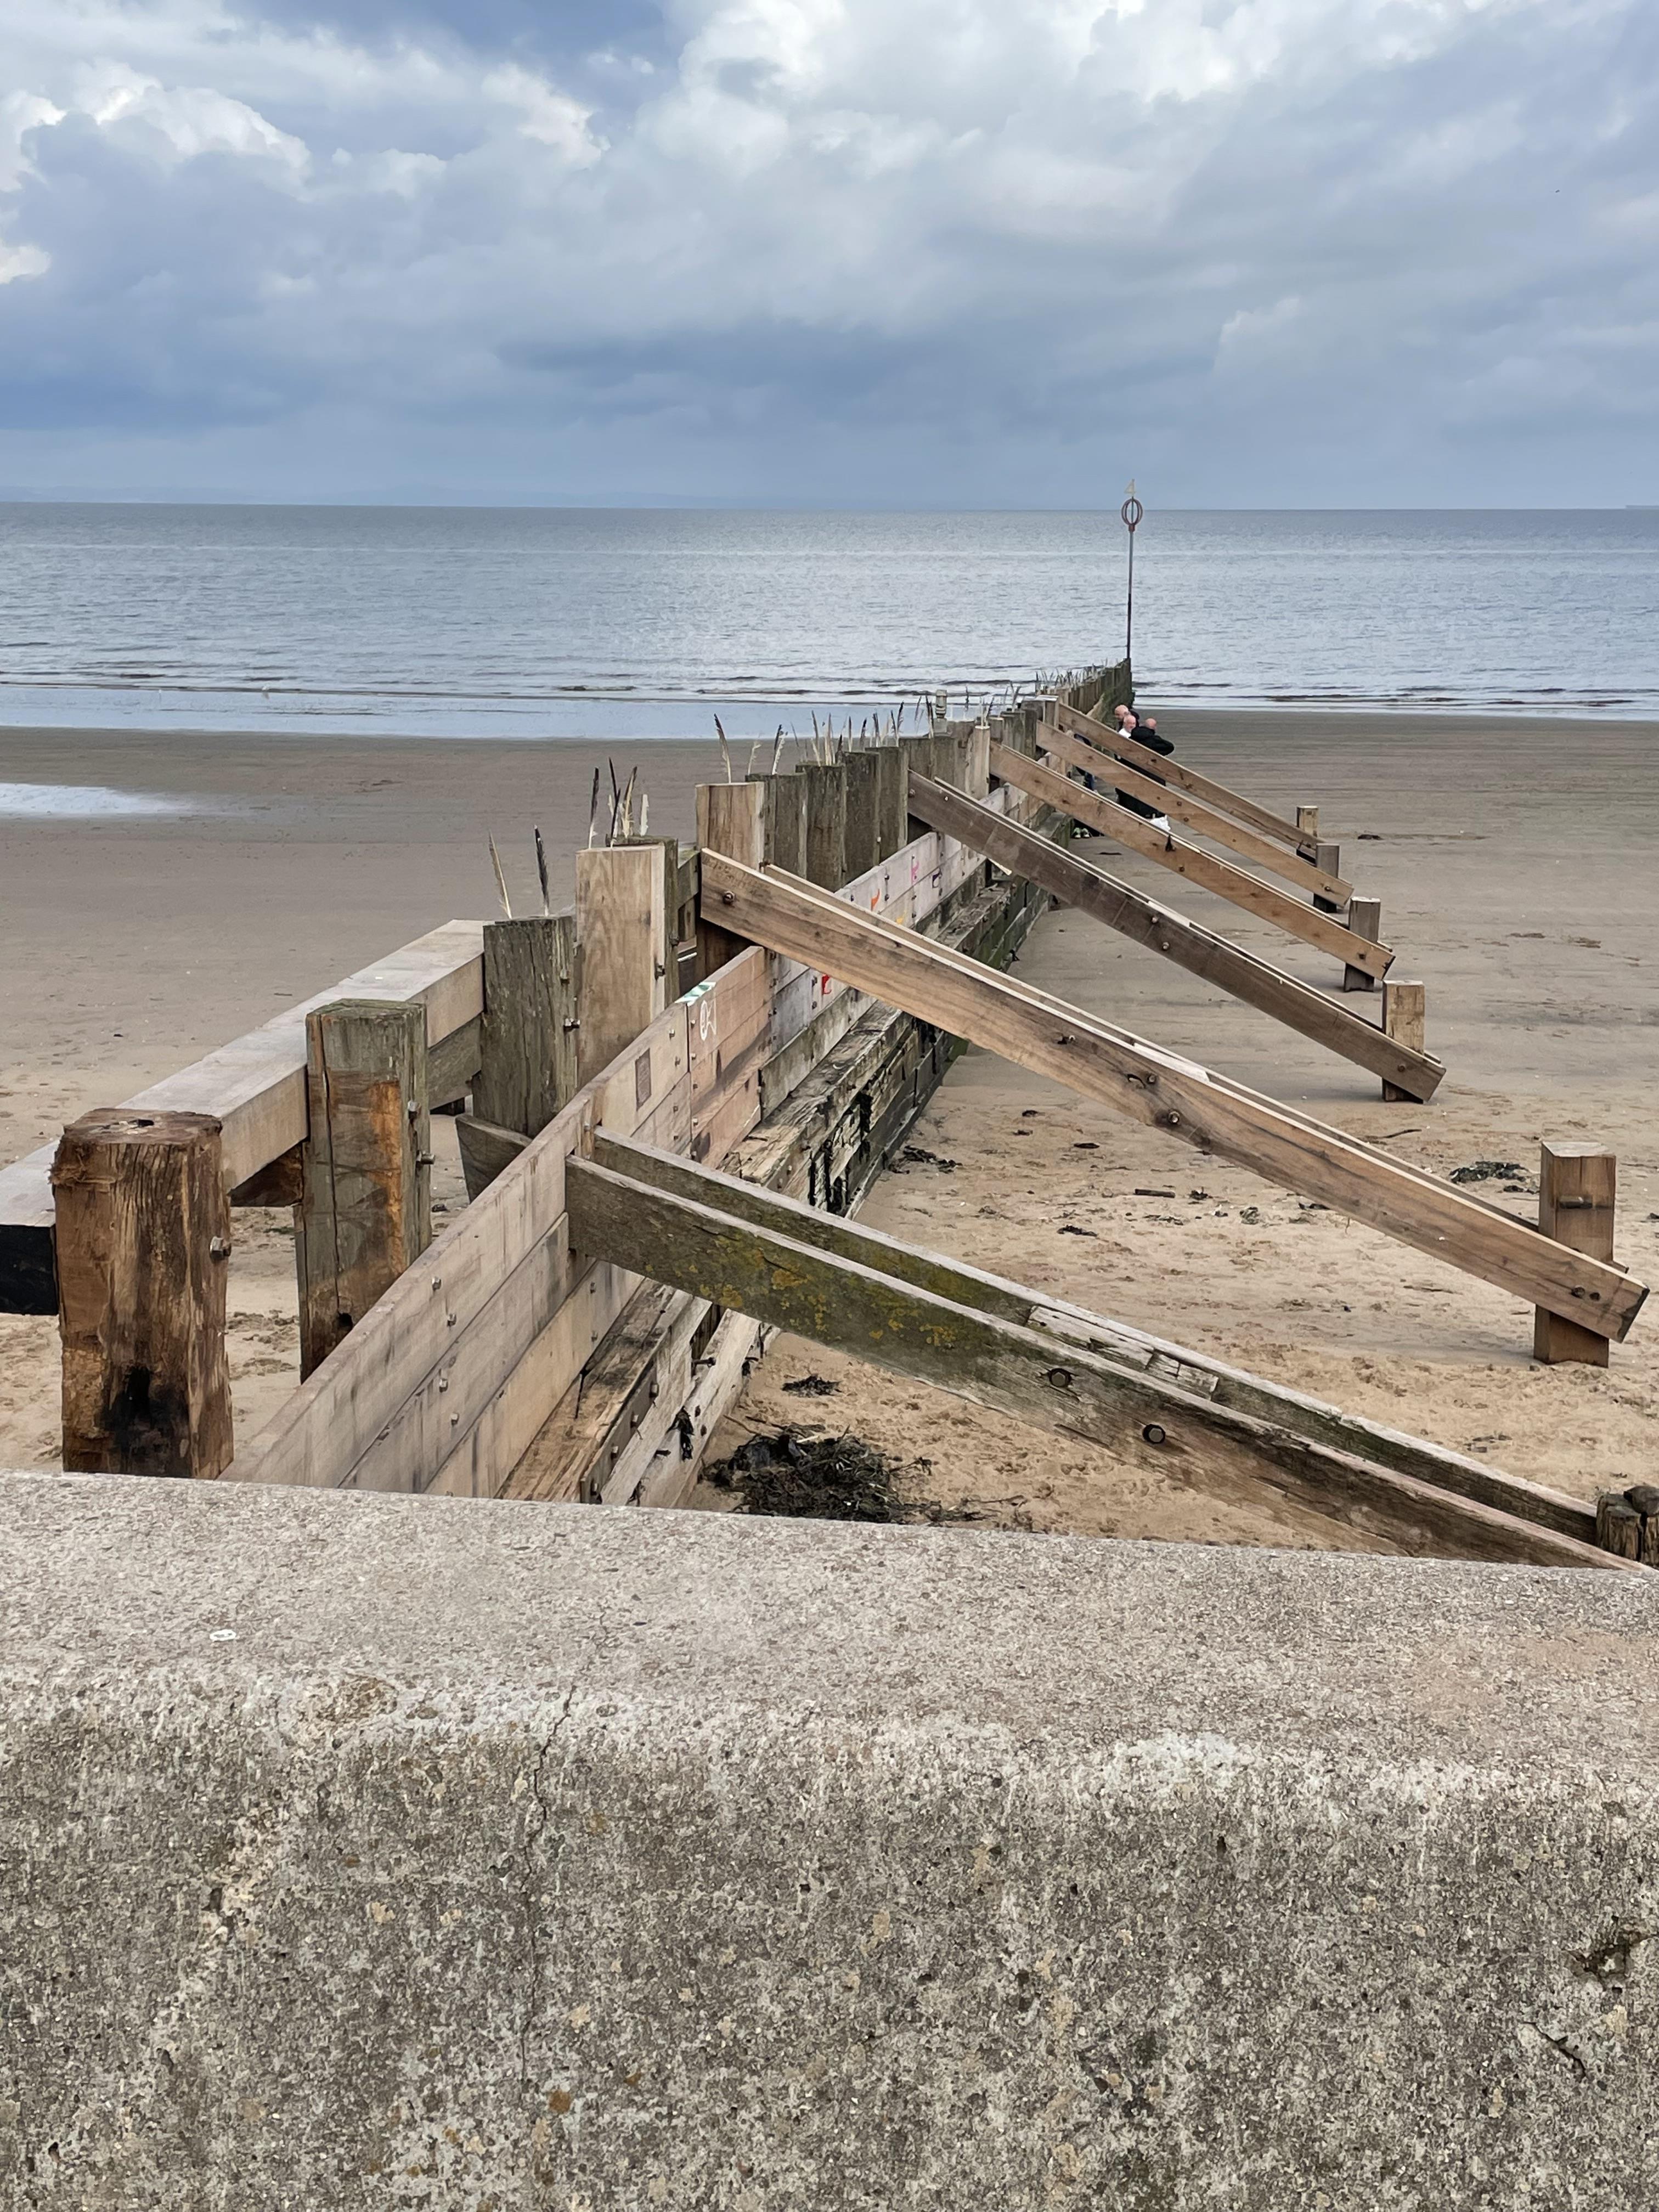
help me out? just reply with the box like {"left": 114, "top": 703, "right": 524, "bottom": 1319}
{"left": 0, "top": 504, "right": 1654, "bottom": 739}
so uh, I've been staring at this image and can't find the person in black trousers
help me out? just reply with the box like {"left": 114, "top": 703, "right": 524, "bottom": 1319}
{"left": 1111, "top": 703, "right": 1173, "bottom": 830}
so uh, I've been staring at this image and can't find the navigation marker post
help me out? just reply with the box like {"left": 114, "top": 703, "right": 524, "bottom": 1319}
{"left": 1121, "top": 483, "right": 1144, "bottom": 668}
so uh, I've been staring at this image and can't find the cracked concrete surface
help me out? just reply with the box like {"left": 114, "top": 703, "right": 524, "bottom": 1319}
{"left": 3, "top": 1470, "right": 1659, "bottom": 2208}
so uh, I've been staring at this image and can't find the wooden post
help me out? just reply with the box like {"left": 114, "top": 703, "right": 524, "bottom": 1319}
{"left": 296, "top": 1000, "right": 430, "bottom": 1379}
{"left": 1535, "top": 1144, "right": 1616, "bottom": 1368}
{"left": 473, "top": 916, "right": 579, "bottom": 1139}
{"left": 53, "top": 1108, "right": 233, "bottom": 1477}
{"left": 1296, "top": 805, "right": 1320, "bottom": 839}
{"left": 965, "top": 724, "right": 992, "bottom": 799}
{"left": 1380, "top": 980, "right": 1426, "bottom": 1102}
{"left": 695, "top": 780, "right": 766, "bottom": 977}
{"left": 843, "top": 751, "right": 881, "bottom": 879}
{"left": 899, "top": 736, "right": 934, "bottom": 831}
{"left": 872, "top": 745, "right": 907, "bottom": 859}
{"left": 800, "top": 761, "right": 848, "bottom": 890}
{"left": 1313, "top": 842, "right": 1343, "bottom": 914}
{"left": 576, "top": 842, "right": 672, "bottom": 1084}
{"left": 749, "top": 771, "right": 806, "bottom": 874}
{"left": 1344, "top": 898, "right": 1382, "bottom": 991}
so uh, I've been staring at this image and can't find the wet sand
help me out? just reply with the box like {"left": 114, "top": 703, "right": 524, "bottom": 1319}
{"left": 4, "top": 712, "right": 1657, "bottom": 1545}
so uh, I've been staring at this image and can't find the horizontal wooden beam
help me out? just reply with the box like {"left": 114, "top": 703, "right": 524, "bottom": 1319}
{"left": 592, "top": 1131, "right": 1602, "bottom": 1547}
{"left": 907, "top": 775, "right": 1443, "bottom": 1101}
{"left": 567, "top": 1148, "right": 1629, "bottom": 1570}
{"left": 698, "top": 851, "right": 1646, "bottom": 1340}
{"left": 1052, "top": 698, "right": 1317, "bottom": 857}
{"left": 1, "top": 919, "right": 487, "bottom": 1316}
{"left": 1006, "top": 738, "right": 1392, "bottom": 980}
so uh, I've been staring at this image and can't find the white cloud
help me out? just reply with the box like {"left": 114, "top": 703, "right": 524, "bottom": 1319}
{"left": 0, "top": 0, "right": 1651, "bottom": 501}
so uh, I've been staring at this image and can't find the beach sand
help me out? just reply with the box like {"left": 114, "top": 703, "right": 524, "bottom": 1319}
{"left": 4, "top": 713, "right": 1656, "bottom": 1550}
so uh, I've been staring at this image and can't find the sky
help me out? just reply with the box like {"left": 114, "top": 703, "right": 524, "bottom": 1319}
{"left": 0, "top": 0, "right": 1655, "bottom": 507}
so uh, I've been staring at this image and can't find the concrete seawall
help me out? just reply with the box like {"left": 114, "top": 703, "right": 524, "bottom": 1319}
{"left": 3, "top": 1470, "right": 1657, "bottom": 2208}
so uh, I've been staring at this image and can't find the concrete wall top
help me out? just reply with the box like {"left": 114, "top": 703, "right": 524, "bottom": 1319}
{"left": 5, "top": 1470, "right": 1659, "bottom": 2207}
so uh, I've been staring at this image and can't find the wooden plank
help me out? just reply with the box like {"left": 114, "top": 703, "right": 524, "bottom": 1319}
{"left": 1382, "top": 979, "right": 1427, "bottom": 1103}
{"left": 908, "top": 776, "right": 1444, "bottom": 1100}
{"left": 1535, "top": 1144, "right": 1617, "bottom": 1369}
{"left": 1, "top": 919, "right": 484, "bottom": 1316}
{"left": 1054, "top": 699, "right": 1315, "bottom": 856}
{"left": 52, "top": 1108, "right": 233, "bottom": 1479}
{"left": 1054, "top": 726, "right": 1352, "bottom": 902}
{"left": 748, "top": 771, "right": 807, "bottom": 875}
{"left": 695, "top": 781, "right": 766, "bottom": 978}
{"left": 295, "top": 1001, "right": 431, "bottom": 1379}
{"left": 473, "top": 916, "right": 579, "bottom": 1138}
{"left": 566, "top": 1154, "right": 1628, "bottom": 1570}
{"left": 455, "top": 1113, "right": 528, "bottom": 1201}
{"left": 872, "top": 745, "right": 907, "bottom": 858}
{"left": 800, "top": 761, "right": 848, "bottom": 890}
{"left": 594, "top": 1131, "right": 1606, "bottom": 1547}
{"left": 1002, "top": 738, "right": 1393, "bottom": 980}
{"left": 505, "top": 1279, "right": 703, "bottom": 1504}
{"left": 576, "top": 843, "right": 671, "bottom": 1084}
{"left": 698, "top": 851, "right": 1647, "bottom": 1341}
{"left": 633, "top": 1308, "right": 763, "bottom": 1509}
{"left": 843, "top": 751, "right": 881, "bottom": 878}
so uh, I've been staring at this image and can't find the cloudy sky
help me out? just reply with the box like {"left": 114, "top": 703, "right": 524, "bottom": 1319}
{"left": 1, "top": 0, "right": 1655, "bottom": 505}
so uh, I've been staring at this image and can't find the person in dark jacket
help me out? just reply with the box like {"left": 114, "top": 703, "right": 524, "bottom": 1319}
{"left": 1110, "top": 703, "right": 1173, "bottom": 830}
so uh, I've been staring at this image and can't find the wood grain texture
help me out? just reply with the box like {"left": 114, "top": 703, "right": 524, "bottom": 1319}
{"left": 800, "top": 762, "right": 848, "bottom": 890}
{"left": 597, "top": 1130, "right": 1598, "bottom": 1544}
{"left": 872, "top": 745, "right": 907, "bottom": 858}
{"left": 698, "top": 850, "right": 1647, "bottom": 1341}
{"left": 843, "top": 751, "right": 881, "bottom": 878}
{"left": 1056, "top": 698, "right": 1315, "bottom": 855}
{"left": 696, "top": 781, "right": 767, "bottom": 979}
{"left": 473, "top": 915, "right": 579, "bottom": 1139}
{"left": 1382, "top": 979, "right": 1427, "bottom": 1103}
{"left": 1, "top": 919, "right": 483, "bottom": 1316}
{"left": 296, "top": 1000, "right": 431, "bottom": 1379}
{"left": 1344, "top": 899, "right": 1383, "bottom": 991}
{"left": 53, "top": 1108, "right": 233, "bottom": 1478}
{"left": 748, "top": 771, "right": 808, "bottom": 874}
{"left": 909, "top": 774, "right": 1444, "bottom": 1100}
{"left": 1013, "top": 736, "right": 1393, "bottom": 980}
{"left": 576, "top": 843, "right": 671, "bottom": 1084}
{"left": 567, "top": 1154, "right": 1626, "bottom": 1568}
{"left": 1055, "top": 727, "right": 1352, "bottom": 902}
{"left": 1536, "top": 1144, "right": 1617, "bottom": 1369}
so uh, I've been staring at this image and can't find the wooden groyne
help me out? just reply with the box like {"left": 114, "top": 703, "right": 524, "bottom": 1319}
{"left": 1, "top": 659, "right": 1647, "bottom": 1564}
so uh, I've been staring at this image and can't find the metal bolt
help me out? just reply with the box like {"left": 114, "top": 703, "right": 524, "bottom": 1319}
{"left": 1142, "top": 1423, "right": 1167, "bottom": 1446}
{"left": 208, "top": 1235, "right": 231, "bottom": 1261}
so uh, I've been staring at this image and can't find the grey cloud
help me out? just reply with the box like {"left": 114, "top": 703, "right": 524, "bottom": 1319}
{"left": 0, "top": 0, "right": 1655, "bottom": 504}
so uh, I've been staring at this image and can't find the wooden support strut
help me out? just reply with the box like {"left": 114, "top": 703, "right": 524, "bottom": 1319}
{"left": 1001, "top": 738, "right": 1393, "bottom": 981}
{"left": 906, "top": 776, "right": 1444, "bottom": 1100}
{"left": 1054, "top": 724, "right": 1352, "bottom": 904}
{"left": 296, "top": 1000, "right": 431, "bottom": 1379}
{"left": 53, "top": 1107, "right": 234, "bottom": 1478}
{"left": 697, "top": 850, "right": 1646, "bottom": 1341}
{"left": 1381, "top": 979, "right": 1427, "bottom": 1103}
{"left": 566, "top": 1141, "right": 1628, "bottom": 1570}
{"left": 1053, "top": 699, "right": 1319, "bottom": 858}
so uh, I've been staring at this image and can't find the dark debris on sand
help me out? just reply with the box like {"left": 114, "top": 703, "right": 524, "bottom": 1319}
{"left": 705, "top": 1427, "right": 911, "bottom": 1522}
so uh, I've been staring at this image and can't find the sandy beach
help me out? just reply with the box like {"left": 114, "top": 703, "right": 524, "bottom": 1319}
{"left": 4, "top": 710, "right": 1656, "bottom": 1546}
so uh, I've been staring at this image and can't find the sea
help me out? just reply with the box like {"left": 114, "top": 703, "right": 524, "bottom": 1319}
{"left": 1, "top": 504, "right": 1655, "bottom": 741}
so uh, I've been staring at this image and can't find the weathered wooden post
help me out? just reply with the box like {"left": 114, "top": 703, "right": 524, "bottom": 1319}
{"left": 53, "top": 1108, "right": 234, "bottom": 1477}
{"left": 474, "top": 915, "right": 580, "bottom": 1137}
{"left": 1296, "top": 804, "right": 1320, "bottom": 851}
{"left": 1313, "top": 842, "right": 1344, "bottom": 914}
{"left": 965, "top": 722, "right": 992, "bottom": 799}
{"left": 1535, "top": 1143, "right": 1617, "bottom": 1368}
{"left": 1344, "top": 898, "right": 1383, "bottom": 991}
{"left": 695, "top": 780, "right": 765, "bottom": 977}
{"left": 872, "top": 744, "right": 907, "bottom": 858}
{"left": 296, "top": 1000, "right": 430, "bottom": 1379}
{"left": 1380, "top": 980, "right": 1426, "bottom": 1103}
{"left": 843, "top": 751, "right": 881, "bottom": 879}
{"left": 575, "top": 842, "right": 672, "bottom": 1084}
{"left": 800, "top": 761, "right": 848, "bottom": 891}
{"left": 749, "top": 771, "right": 807, "bottom": 874}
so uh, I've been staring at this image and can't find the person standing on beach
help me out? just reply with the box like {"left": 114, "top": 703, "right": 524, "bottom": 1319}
{"left": 1111, "top": 702, "right": 1173, "bottom": 831}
